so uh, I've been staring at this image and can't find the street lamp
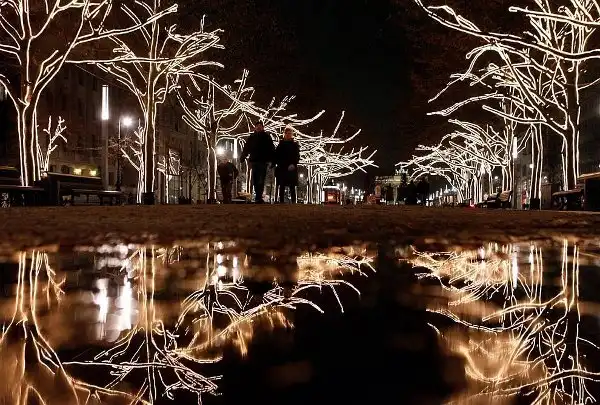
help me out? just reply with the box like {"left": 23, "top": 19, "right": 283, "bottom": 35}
{"left": 216, "top": 146, "right": 225, "bottom": 156}
{"left": 101, "top": 85, "right": 109, "bottom": 189}
{"left": 512, "top": 136, "right": 518, "bottom": 209}
{"left": 116, "top": 116, "right": 133, "bottom": 191}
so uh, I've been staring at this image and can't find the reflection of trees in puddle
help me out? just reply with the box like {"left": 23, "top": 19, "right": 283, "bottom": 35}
{"left": 176, "top": 244, "right": 374, "bottom": 358}
{"left": 408, "top": 241, "right": 600, "bottom": 405}
{"left": 0, "top": 242, "right": 373, "bottom": 404}
{"left": 0, "top": 250, "right": 143, "bottom": 405}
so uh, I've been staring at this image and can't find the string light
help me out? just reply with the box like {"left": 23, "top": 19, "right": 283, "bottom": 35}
{"left": 38, "top": 116, "right": 67, "bottom": 174}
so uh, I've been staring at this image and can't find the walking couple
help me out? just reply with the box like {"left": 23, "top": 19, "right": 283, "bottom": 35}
{"left": 230, "top": 121, "right": 299, "bottom": 204}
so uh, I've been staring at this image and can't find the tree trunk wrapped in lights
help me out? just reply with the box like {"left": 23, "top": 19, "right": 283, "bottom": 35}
{"left": 0, "top": 0, "right": 175, "bottom": 187}
{"left": 111, "top": 123, "right": 145, "bottom": 202}
{"left": 38, "top": 116, "right": 67, "bottom": 173}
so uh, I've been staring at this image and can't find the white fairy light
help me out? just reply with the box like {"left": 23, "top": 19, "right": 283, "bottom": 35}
{"left": 38, "top": 116, "right": 68, "bottom": 174}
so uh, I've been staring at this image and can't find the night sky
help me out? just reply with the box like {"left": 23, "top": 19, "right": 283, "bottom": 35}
{"left": 184, "top": 0, "right": 503, "bottom": 174}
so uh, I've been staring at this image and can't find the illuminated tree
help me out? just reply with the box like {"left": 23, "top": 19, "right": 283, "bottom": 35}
{"left": 38, "top": 116, "right": 67, "bottom": 173}
{"left": 415, "top": 0, "right": 600, "bottom": 190}
{"left": 178, "top": 71, "right": 254, "bottom": 201}
{"left": 156, "top": 148, "right": 180, "bottom": 202}
{"left": 297, "top": 113, "right": 377, "bottom": 203}
{"left": 77, "top": 2, "right": 222, "bottom": 203}
{"left": 111, "top": 123, "right": 145, "bottom": 201}
{"left": 0, "top": 0, "right": 173, "bottom": 186}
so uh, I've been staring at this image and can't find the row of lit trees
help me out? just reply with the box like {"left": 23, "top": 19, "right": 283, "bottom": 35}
{"left": 0, "top": 0, "right": 376, "bottom": 203}
{"left": 400, "top": 0, "right": 600, "bottom": 203}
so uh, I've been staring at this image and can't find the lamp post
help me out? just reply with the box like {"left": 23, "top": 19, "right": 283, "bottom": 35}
{"left": 101, "top": 85, "right": 109, "bottom": 189}
{"left": 512, "top": 136, "right": 518, "bottom": 209}
{"left": 116, "top": 116, "right": 133, "bottom": 191}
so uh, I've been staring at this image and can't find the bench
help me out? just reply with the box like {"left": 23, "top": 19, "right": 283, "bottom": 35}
{"left": 552, "top": 188, "right": 583, "bottom": 211}
{"left": 0, "top": 167, "right": 44, "bottom": 207}
{"left": 484, "top": 190, "right": 512, "bottom": 209}
{"left": 39, "top": 172, "right": 122, "bottom": 206}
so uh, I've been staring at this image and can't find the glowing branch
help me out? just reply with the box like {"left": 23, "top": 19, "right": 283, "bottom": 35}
{"left": 38, "top": 116, "right": 67, "bottom": 173}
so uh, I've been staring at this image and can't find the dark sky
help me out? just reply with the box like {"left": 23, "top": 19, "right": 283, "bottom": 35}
{"left": 183, "top": 0, "right": 502, "bottom": 174}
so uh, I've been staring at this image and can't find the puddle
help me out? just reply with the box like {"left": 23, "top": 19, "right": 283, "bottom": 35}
{"left": 0, "top": 239, "right": 599, "bottom": 404}
{"left": 403, "top": 240, "right": 600, "bottom": 405}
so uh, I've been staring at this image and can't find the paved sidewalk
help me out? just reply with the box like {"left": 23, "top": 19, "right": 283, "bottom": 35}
{"left": 0, "top": 205, "right": 598, "bottom": 252}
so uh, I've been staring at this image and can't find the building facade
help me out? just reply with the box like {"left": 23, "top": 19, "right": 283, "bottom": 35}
{"left": 0, "top": 66, "right": 207, "bottom": 202}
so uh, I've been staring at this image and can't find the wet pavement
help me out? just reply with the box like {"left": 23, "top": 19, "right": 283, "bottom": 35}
{"left": 0, "top": 238, "right": 599, "bottom": 404}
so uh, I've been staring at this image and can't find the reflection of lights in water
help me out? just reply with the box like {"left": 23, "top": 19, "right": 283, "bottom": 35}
{"left": 177, "top": 244, "right": 374, "bottom": 359}
{"left": 7, "top": 242, "right": 371, "bottom": 404}
{"left": 511, "top": 249, "right": 518, "bottom": 290}
{"left": 0, "top": 250, "right": 143, "bottom": 405}
{"left": 116, "top": 277, "right": 134, "bottom": 332}
{"left": 408, "top": 241, "right": 600, "bottom": 405}
{"left": 94, "top": 278, "right": 109, "bottom": 325}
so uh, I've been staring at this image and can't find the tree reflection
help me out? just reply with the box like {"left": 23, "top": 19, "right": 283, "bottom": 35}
{"left": 0, "top": 250, "right": 143, "bottom": 405}
{"left": 408, "top": 241, "right": 600, "bottom": 405}
{"left": 175, "top": 244, "right": 374, "bottom": 358}
{"left": 0, "top": 242, "right": 372, "bottom": 404}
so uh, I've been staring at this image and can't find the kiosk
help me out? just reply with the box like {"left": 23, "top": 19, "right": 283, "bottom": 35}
{"left": 323, "top": 185, "right": 341, "bottom": 205}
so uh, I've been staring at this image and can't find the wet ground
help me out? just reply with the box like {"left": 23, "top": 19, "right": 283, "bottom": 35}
{"left": 1, "top": 205, "right": 600, "bottom": 251}
{"left": 1, "top": 236, "right": 599, "bottom": 404}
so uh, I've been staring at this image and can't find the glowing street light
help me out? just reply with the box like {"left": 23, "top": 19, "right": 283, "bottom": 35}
{"left": 101, "top": 85, "right": 109, "bottom": 121}
{"left": 101, "top": 85, "right": 109, "bottom": 189}
{"left": 122, "top": 116, "right": 133, "bottom": 127}
{"left": 216, "top": 146, "right": 225, "bottom": 156}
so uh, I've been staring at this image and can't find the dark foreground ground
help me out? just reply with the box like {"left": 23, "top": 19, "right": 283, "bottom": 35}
{"left": 0, "top": 205, "right": 598, "bottom": 252}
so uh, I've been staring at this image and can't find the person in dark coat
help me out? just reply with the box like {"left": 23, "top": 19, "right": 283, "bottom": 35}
{"left": 217, "top": 157, "right": 239, "bottom": 204}
{"left": 274, "top": 126, "right": 300, "bottom": 203}
{"left": 406, "top": 180, "right": 418, "bottom": 205}
{"left": 240, "top": 121, "right": 275, "bottom": 203}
